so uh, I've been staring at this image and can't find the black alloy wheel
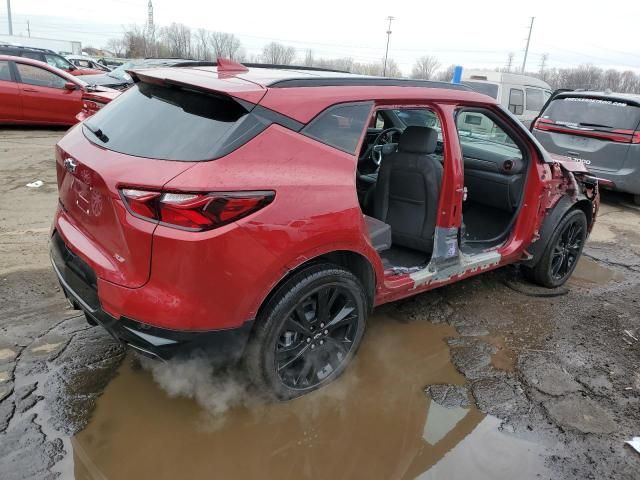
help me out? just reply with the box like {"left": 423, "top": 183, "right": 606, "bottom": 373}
{"left": 275, "top": 284, "right": 360, "bottom": 389}
{"left": 522, "top": 209, "right": 588, "bottom": 288}
{"left": 246, "top": 264, "right": 367, "bottom": 399}
{"left": 550, "top": 218, "right": 585, "bottom": 281}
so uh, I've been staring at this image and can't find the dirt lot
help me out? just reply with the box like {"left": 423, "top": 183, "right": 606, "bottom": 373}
{"left": 1, "top": 128, "right": 639, "bottom": 479}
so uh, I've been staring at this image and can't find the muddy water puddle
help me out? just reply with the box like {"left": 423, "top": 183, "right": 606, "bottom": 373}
{"left": 72, "top": 314, "right": 546, "bottom": 479}
{"left": 569, "top": 257, "right": 623, "bottom": 287}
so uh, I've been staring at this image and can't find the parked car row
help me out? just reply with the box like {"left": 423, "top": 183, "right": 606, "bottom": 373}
{"left": 0, "top": 55, "right": 214, "bottom": 125}
{"left": 0, "top": 55, "right": 117, "bottom": 125}
{"left": 0, "top": 44, "right": 104, "bottom": 76}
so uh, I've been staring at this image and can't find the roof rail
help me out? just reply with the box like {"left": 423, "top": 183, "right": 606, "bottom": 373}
{"left": 268, "top": 77, "right": 472, "bottom": 90}
{"left": 0, "top": 43, "right": 55, "bottom": 54}
{"left": 242, "top": 63, "right": 349, "bottom": 74}
{"left": 168, "top": 59, "right": 349, "bottom": 74}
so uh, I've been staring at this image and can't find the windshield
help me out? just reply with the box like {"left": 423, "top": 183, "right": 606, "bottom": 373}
{"left": 84, "top": 82, "right": 248, "bottom": 160}
{"left": 107, "top": 61, "right": 138, "bottom": 81}
{"left": 542, "top": 96, "right": 640, "bottom": 130}
{"left": 44, "top": 53, "right": 74, "bottom": 70}
{"left": 463, "top": 81, "right": 499, "bottom": 99}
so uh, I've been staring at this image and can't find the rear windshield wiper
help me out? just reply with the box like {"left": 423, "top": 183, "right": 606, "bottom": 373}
{"left": 85, "top": 123, "right": 109, "bottom": 143}
{"left": 577, "top": 122, "right": 614, "bottom": 129}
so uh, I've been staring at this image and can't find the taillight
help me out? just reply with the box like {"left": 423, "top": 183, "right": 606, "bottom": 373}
{"left": 534, "top": 118, "right": 639, "bottom": 144}
{"left": 119, "top": 189, "right": 275, "bottom": 231}
{"left": 532, "top": 117, "right": 553, "bottom": 131}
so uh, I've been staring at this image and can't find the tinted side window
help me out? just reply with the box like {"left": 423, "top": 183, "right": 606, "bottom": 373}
{"left": 21, "top": 52, "right": 43, "bottom": 61}
{"left": 303, "top": 103, "right": 372, "bottom": 154}
{"left": 0, "top": 61, "right": 11, "bottom": 81}
{"left": 509, "top": 88, "right": 524, "bottom": 115}
{"left": 526, "top": 88, "right": 544, "bottom": 111}
{"left": 16, "top": 64, "right": 66, "bottom": 89}
{"left": 45, "top": 54, "right": 73, "bottom": 70}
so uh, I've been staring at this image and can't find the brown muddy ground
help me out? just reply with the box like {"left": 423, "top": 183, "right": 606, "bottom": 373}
{"left": 0, "top": 128, "right": 639, "bottom": 479}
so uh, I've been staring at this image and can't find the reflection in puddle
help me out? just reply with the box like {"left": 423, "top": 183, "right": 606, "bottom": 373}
{"left": 72, "top": 314, "right": 545, "bottom": 479}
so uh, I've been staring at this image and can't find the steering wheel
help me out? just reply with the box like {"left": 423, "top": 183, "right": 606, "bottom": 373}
{"left": 371, "top": 127, "right": 403, "bottom": 165}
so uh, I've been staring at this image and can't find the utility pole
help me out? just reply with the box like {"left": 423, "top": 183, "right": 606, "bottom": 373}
{"left": 521, "top": 16, "right": 535, "bottom": 73}
{"left": 6, "top": 0, "right": 13, "bottom": 36}
{"left": 27, "top": 20, "right": 30, "bottom": 38}
{"left": 383, "top": 16, "right": 395, "bottom": 77}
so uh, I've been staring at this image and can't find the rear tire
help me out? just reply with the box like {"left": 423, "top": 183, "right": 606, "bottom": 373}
{"left": 245, "top": 264, "right": 367, "bottom": 400}
{"left": 522, "top": 209, "right": 587, "bottom": 288}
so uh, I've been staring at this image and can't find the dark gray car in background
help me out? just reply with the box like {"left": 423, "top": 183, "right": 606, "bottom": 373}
{"left": 532, "top": 91, "right": 640, "bottom": 204}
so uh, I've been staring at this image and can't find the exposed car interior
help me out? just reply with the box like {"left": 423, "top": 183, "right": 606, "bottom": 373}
{"left": 357, "top": 107, "right": 528, "bottom": 271}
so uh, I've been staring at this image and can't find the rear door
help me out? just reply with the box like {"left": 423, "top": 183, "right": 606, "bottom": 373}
{"left": 14, "top": 62, "right": 82, "bottom": 124}
{"left": 0, "top": 60, "right": 22, "bottom": 122}
{"left": 533, "top": 95, "right": 640, "bottom": 173}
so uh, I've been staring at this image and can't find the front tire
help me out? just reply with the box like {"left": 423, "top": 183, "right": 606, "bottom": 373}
{"left": 245, "top": 264, "right": 367, "bottom": 400}
{"left": 522, "top": 209, "right": 588, "bottom": 288}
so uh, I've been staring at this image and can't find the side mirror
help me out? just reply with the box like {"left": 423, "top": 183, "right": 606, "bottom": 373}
{"left": 64, "top": 82, "right": 78, "bottom": 91}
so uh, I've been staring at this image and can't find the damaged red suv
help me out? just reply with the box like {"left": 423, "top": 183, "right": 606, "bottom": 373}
{"left": 51, "top": 60, "right": 600, "bottom": 399}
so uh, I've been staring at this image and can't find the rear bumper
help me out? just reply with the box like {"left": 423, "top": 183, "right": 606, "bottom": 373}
{"left": 50, "top": 232, "right": 254, "bottom": 362}
{"left": 587, "top": 166, "right": 640, "bottom": 196}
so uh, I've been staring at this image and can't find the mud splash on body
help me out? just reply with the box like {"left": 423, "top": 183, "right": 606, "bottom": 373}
{"left": 72, "top": 313, "right": 547, "bottom": 479}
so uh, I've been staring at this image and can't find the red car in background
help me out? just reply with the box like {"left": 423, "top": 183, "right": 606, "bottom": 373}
{"left": 0, "top": 44, "right": 103, "bottom": 76}
{"left": 0, "top": 55, "right": 116, "bottom": 126}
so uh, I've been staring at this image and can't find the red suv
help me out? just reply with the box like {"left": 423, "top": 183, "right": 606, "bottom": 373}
{"left": 51, "top": 60, "right": 600, "bottom": 399}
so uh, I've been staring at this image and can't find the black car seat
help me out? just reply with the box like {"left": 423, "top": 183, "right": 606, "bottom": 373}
{"left": 373, "top": 126, "right": 443, "bottom": 254}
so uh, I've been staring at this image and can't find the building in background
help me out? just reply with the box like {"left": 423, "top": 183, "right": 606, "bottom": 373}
{"left": 0, "top": 34, "right": 81, "bottom": 54}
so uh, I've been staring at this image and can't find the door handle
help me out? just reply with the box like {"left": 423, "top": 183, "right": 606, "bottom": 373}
{"left": 23, "top": 88, "right": 37, "bottom": 92}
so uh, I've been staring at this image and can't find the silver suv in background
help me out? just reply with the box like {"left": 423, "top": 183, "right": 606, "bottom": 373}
{"left": 532, "top": 91, "right": 640, "bottom": 205}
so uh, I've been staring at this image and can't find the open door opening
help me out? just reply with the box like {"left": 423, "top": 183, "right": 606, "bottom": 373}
{"left": 356, "top": 107, "right": 445, "bottom": 273}
{"left": 455, "top": 109, "right": 529, "bottom": 252}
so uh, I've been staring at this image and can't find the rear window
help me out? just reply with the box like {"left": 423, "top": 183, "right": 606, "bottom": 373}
{"left": 542, "top": 97, "right": 640, "bottom": 130}
{"left": 463, "top": 81, "right": 498, "bottom": 99}
{"left": 83, "top": 82, "right": 251, "bottom": 161}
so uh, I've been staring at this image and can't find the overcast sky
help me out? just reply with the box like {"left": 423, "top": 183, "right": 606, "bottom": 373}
{"left": 2, "top": 0, "right": 639, "bottom": 75}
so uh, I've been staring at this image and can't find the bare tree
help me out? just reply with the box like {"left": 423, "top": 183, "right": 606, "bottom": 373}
{"left": 209, "top": 32, "right": 244, "bottom": 61}
{"left": 105, "top": 37, "right": 127, "bottom": 57}
{"left": 620, "top": 70, "right": 638, "bottom": 93}
{"left": 262, "top": 42, "right": 296, "bottom": 65}
{"left": 121, "top": 24, "right": 148, "bottom": 57}
{"left": 603, "top": 69, "right": 622, "bottom": 91}
{"left": 161, "top": 23, "right": 192, "bottom": 58}
{"left": 304, "top": 49, "right": 314, "bottom": 67}
{"left": 435, "top": 65, "right": 456, "bottom": 82}
{"left": 504, "top": 52, "right": 515, "bottom": 72}
{"left": 539, "top": 53, "right": 549, "bottom": 81}
{"left": 193, "top": 28, "right": 210, "bottom": 60}
{"left": 411, "top": 55, "right": 440, "bottom": 80}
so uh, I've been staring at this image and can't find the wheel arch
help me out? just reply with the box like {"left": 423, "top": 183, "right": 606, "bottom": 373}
{"left": 254, "top": 250, "right": 377, "bottom": 327}
{"left": 522, "top": 196, "right": 593, "bottom": 267}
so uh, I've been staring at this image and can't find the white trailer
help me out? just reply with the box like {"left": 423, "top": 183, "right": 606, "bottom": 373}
{"left": 0, "top": 34, "right": 81, "bottom": 55}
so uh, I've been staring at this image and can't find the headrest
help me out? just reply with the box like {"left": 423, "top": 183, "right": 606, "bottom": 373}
{"left": 398, "top": 126, "right": 438, "bottom": 154}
